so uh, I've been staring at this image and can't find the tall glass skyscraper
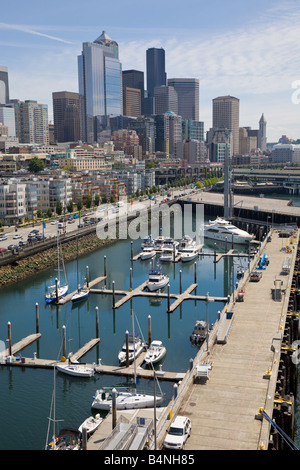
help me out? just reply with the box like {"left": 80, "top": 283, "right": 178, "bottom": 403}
{"left": 0, "top": 66, "right": 9, "bottom": 105}
{"left": 78, "top": 31, "right": 122, "bottom": 143}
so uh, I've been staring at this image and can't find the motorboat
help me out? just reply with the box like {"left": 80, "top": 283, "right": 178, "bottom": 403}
{"left": 163, "top": 237, "right": 179, "bottom": 249}
{"left": 140, "top": 246, "right": 156, "bottom": 260}
{"left": 141, "top": 236, "right": 154, "bottom": 249}
{"left": 204, "top": 217, "right": 254, "bottom": 244}
{"left": 180, "top": 248, "right": 198, "bottom": 263}
{"left": 91, "top": 387, "right": 164, "bottom": 411}
{"left": 178, "top": 235, "right": 196, "bottom": 252}
{"left": 71, "top": 286, "right": 89, "bottom": 303}
{"left": 190, "top": 320, "right": 209, "bottom": 343}
{"left": 146, "top": 267, "right": 169, "bottom": 291}
{"left": 78, "top": 414, "right": 103, "bottom": 435}
{"left": 144, "top": 340, "right": 166, "bottom": 365}
{"left": 153, "top": 235, "right": 165, "bottom": 251}
{"left": 118, "top": 333, "right": 145, "bottom": 365}
{"left": 56, "top": 362, "right": 95, "bottom": 377}
{"left": 160, "top": 246, "right": 177, "bottom": 262}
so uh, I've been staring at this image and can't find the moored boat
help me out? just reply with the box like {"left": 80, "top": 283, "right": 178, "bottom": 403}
{"left": 140, "top": 246, "right": 156, "bottom": 260}
{"left": 78, "top": 414, "right": 103, "bottom": 435}
{"left": 190, "top": 320, "right": 209, "bottom": 343}
{"left": 160, "top": 246, "right": 177, "bottom": 262}
{"left": 144, "top": 340, "right": 166, "bottom": 365}
{"left": 204, "top": 217, "right": 254, "bottom": 244}
{"left": 71, "top": 286, "right": 89, "bottom": 303}
{"left": 146, "top": 267, "right": 169, "bottom": 291}
{"left": 91, "top": 387, "right": 164, "bottom": 410}
{"left": 180, "top": 248, "right": 198, "bottom": 262}
{"left": 56, "top": 362, "right": 95, "bottom": 377}
{"left": 118, "top": 332, "right": 145, "bottom": 365}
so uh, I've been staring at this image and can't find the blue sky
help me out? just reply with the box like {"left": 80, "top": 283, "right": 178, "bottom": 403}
{"left": 1, "top": 0, "right": 300, "bottom": 142}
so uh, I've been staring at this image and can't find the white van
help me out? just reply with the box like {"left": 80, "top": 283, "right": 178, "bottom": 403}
{"left": 58, "top": 222, "right": 64, "bottom": 229}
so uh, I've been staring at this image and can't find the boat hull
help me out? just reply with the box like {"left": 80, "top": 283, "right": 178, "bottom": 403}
{"left": 45, "top": 285, "right": 69, "bottom": 303}
{"left": 146, "top": 277, "right": 169, "bottom": 291}
{"left": 56, "top": 363, "right": 94, "bottom": 377}
{"left": 204, "top": 231, "right": 253, "bottom": 244}
{"left": 92, "top": 391, "right": 164, "bottom": 410}
{"left": 180, "top": 253, "right": 198, "bottom": 262}
{"left": 71, "top": 289, "right": 89, "bottom": 303}
{"left": 140, "top": 251, "right": 156, "bottom": 260}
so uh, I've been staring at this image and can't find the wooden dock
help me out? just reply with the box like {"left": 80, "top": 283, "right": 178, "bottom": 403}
{"left": 90, "top": 280, "right": 228, "bottom": 313}
{"left": 154, "top": 229, "right": 299, "bottom": 450}
{"left": 3, "top": 333, "right": 41, "bottom": 357}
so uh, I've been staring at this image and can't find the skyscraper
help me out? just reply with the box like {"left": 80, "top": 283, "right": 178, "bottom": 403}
{"left": 78, "top": 31, "right": 122, "bottom": 143}
{"left": 258, "top": 113, "right": 267, "bottom": 151}
{"left": 212, "top": 95, "right": 239, "bottom": 155}
{"left": 0, "top": 66, "right": 9, "bottom": 105}
{"left": 167, "top": 78, "right": 199, "bottom": 120}
{"left": 122, "top": 70, "right": 144, "bottom": 115}
{"left": 146, "top": 48, "right": 167, "bottom": 114}
{"left": 52, "top": 91, "right": 80, "bottom": 142}
{"left": 154, "top": 85, "right": 178, "bottom": 115}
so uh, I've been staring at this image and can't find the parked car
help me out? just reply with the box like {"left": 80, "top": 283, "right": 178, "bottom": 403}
{"left": 163, "top": 416, "right": 191, "bottom": 450}
{"left": 13, "top": 234, "right": 23, "bottom": 239}
{"left": 18, "top": 240, "right": 27, "bottom": 246}
{"left": 8, "top": 244, "right": 18, "bottom": 251}
{"left": 51, "top": 220, "right": 58, "bottom": 225}
{"left": 0, "top": 235, "right": 7, "bottom": 241}
{"left": 0, "top": 247, "right": 7, "bottom": 252}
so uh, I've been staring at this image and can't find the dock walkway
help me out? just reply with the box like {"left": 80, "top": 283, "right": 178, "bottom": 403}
{"left": 159, "top": 230, "right": 298, "bottom": 450}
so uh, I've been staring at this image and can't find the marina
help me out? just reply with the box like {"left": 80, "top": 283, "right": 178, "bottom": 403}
{"left": 1, "top": 204, "right": 300, "bottom": 450}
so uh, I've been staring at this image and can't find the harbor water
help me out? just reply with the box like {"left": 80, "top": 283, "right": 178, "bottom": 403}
{"left": 0, "top": 215, "right": 298, "bottom": 450}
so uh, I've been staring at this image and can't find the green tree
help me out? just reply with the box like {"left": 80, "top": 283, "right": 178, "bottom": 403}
{"left": 101, "top": 194, "right": 108, "bottom": 204}
{"left": 94, "top": 194, "right": 100, "bottom": 206}
{"left": 56, "top": 198, "right": 63, "bottom": 216}
{"left": 36, "top": 209, "right": 42, "bottom": 219}
{"left": 28, "top": 156, "right": 46, "bottom": 173}
{"left": 46, "top": 208, "right": 52, "bottom": 218}
{"left": 110, "top": 195, "right": 115, "bottom": 204}
{"left": 77, "top": 199, "right": 83, "bottom": 212}
{"left": 86, "top": 194, "right": 92, "bottom": 209}
{"left": 66, "top": 200, "right": 73, "bottom": 213}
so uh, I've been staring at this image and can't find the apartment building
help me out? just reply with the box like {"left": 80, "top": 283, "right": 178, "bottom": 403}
{"left": 0, "top": 179, "right": 28, "bottom": 225}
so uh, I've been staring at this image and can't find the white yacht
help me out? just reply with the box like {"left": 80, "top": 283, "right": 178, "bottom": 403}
{"left": 91, "top": 387, "right": 164, "bottom": 411}
{"left": 153, "top": 235, "right": 165, "bottom": 251}
{"left": 146, "top": 267, "right": 169, "bottom": 291}
{"left": 140, "top": 246, "right": 156, "bottom": 260}
{"left": 204, "top": 217, "right": 254, "bottom": 244}
{"left": 160, "top": 246, "right": 177, "bottom": 262}
{"left": 180, "top": 247, "right": 198, "bottom": 263}
{"left": 144, "top": 340, "right": 166, "bottom": 365}
{"left": 118, "top": 333, "right": 144, "bottom": 365}
{"left": 178, "top": 235, "right": 196, "bottom": 252}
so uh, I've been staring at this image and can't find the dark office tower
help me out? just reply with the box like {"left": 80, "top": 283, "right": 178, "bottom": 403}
{"left": 146, "top": 48, "right": 167, "bottom": 114}
{"left": 167, "top": 78, "right": 199, "bottom": 121}
{"left": 52, "top": 91, "right": 80, "bottom": 142}
{"left": 122, "top": 70, "right": 144, "bottom": 115}
{"left": 0, "top": 66, "right": 9, "bottom": 105}
{"left": 154, "top": 85, "right": 178, "bottom": 115}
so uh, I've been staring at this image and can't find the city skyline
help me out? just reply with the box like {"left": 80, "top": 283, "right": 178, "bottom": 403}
{"left": 1, "top": 0, "right": 300, "bottom": 142}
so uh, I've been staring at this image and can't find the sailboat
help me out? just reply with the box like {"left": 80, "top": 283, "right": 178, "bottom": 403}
{"left": 91, "top": 309, "right": 164, "bottom": 410}
{"left": 45, "top": 231, "right": 68, "bottom": 303}
{"left": 71, "top": 236, "right": 89, "bottom": 303}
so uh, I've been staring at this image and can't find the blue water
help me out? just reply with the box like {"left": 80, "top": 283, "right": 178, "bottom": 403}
{"left": 0, "top": 228, "right": 260, "bottom": 450}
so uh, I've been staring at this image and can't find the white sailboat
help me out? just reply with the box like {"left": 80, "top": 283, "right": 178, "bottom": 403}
{"left": 71, "top": 236, "right": 89, "bottom": 303}
{"left": 45, "top": 231, "right": 68, "bottom": 303}
{"left": 56, "top": 362, "right": 95, "bottom": 377}
{"left": 118, "top": 332, "right": 145, "bottom": 365}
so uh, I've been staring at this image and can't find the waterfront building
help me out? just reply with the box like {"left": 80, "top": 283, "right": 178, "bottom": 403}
{"left": 146, "top": 48, "right": 167, "bottom": 114}
{"left": 49, "top": 177, "right": 72, "bottom": 212}
{"left": 14, "top": 100, "right": 49, "bottom": 146}
{"left": 176, "top": 139, "right": 206, "bottom": 164}
{"left": 167, "top": 78, "right": 199, "bottom": 121}
{"left": 0, "top": 66, "right": 9, "bottom": 105}
{"left": 154, "top": 85, "right": 178, "bottom": 115}
{"left": 212, "top": 95, "right": 239, "bottom": 155}
{"left": 0, "top": 179, "right": 27, "bottom": 225}
{"left": 272, "top": 144, "right": 300, "bottom": 164}
{"left": 78, "top": 31, "right": 122, "bottom": 144}
{"left": 59, "top": 150, "right": 106, "bottom": 172}
{"left": 52, "top": 91, "right": 80, "bottom": 143}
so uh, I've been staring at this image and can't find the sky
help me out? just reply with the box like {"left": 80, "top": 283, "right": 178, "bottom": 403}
{"left": 1, "top": 0, "right": 300, "bottom": 143}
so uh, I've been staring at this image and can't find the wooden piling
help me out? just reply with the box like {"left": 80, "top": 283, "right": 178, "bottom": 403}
{"left": 96, "top": 306, "right": 99, "bottom": 339}
{"left": 35, "top": 302, "right": 39, "bottom": 334}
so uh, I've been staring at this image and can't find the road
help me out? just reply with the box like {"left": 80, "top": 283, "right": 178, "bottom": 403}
{"left": 0, "top": 187, "right": 196, "bottom": 251}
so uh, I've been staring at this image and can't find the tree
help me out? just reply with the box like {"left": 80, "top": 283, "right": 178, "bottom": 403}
{"left": 66, "top": 200, "right": 73, "bottom": 213}
{"left": 46, "top": 208, "right": 52, "bottom": 218}
{"left": 110, "top": 195, "right": 115, "bottom": 204}
{"left": 28, "top": 156, "right": 46, "bottom": 173}
{"left": 86, "top": 195, "right": 92, "bottom": 209}
{"left": 56, "top": 198, "right": 63, "bottom": 216}
{"left": 94, "top": 194, "right": 100, "bottom": 206}
{"left": 101, "top": 194, "right": 108, "bottom": 204}
{"left": 77, "top": 199, "right": 83, "bottom": 212}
